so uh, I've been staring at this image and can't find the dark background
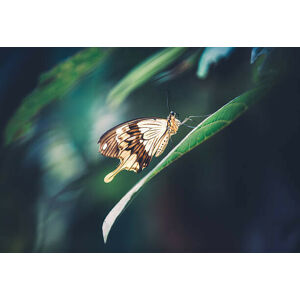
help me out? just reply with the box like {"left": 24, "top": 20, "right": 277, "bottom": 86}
{"left": 0, "top": 47, "right": 299, "bottom": 252}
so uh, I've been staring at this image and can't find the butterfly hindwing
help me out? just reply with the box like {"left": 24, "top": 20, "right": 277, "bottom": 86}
{"left": 155, "top": 133, "right": 170, "bottom": 157}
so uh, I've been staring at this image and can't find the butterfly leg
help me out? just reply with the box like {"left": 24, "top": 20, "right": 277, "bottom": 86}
{"left": 186, "top": 114, "right": 212, "bottom": 119}
{"left": 180, "top": 116, "right": 193, "bottom": 125}
{"left": 182, "top": 124, "right": 196, "bottom": 129}
{"left": 181, "top": 114, "right": 212, "bottom": 125}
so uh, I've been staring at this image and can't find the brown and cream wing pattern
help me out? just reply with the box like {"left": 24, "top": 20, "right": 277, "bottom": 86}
{"left": 98, "top": 118, "right": 146, "bottom": 158}
{"left": 98, "top": 118, "right": 169, "bottom": 183}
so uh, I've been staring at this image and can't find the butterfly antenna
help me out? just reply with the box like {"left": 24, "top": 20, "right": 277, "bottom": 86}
{"left": 166, "top": 90, "right": 171, "bottom": 112}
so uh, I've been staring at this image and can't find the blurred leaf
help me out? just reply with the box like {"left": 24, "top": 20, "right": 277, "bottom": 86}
{"left": 251, "top": 48, "right": 289, "bottom": 84}
{"left": 152, "top": 48, "right": 203, "bottom": 84}
{"left": 197, "top": 47, "right": 234, "bottom": 79}
{"left": 102, "top": 83, "right": 271, "bottom": 243}
{"left": 106, "top": 47, "right": 187, "bottom": 107}
{"left": 5, "top": 47, "right": 111, "bottom": 146}
{"left": 250, "top": 47, "right": 273, "bottom": 64}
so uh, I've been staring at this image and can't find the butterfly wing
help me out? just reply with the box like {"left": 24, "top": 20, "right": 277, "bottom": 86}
{"left": 155, "top": 133, "right": 170, "bottom": 157}
{"left": 98, "top": 118, "right": 143, "bottom": 158}
{"left": 98, "top": 118, "right": 170, "bottom": 183}
{"left": 98, "top": 118, "right": 153, "bottom": 158}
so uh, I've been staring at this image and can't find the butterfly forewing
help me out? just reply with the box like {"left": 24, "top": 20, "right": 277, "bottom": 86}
{"left": 99, "top": 118, "right": 146, "bottom": 156}
{"left": 98, "top": 130, "right": 119, "bottom": 158}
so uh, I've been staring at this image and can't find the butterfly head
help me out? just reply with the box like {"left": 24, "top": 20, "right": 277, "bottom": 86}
{"left": 168, "top": 111, "right": 179, "bottom": 120}
{"left": 168, "top": 111, "right": 181, "bottom": 135}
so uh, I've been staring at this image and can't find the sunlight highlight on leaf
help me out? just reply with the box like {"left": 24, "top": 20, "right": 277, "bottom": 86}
{"left": 102, "top": 83, "right": 271, "bottom": 243}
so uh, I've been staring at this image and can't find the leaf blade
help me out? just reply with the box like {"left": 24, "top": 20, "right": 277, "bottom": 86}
{"left": 102, "top": 83, "right": 271, "bottom": 243}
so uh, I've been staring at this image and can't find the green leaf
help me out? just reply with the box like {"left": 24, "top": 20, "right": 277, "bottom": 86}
{"left": 106, "top": 47, "right": 187, "bottom": 107}
{"left": 4, "top": 47, "right": 111, "bottom": 146}
{"left": 102, "top": 83, "right": 271, "bottom": 243}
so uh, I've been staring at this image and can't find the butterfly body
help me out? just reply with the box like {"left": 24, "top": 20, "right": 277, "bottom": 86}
{"left": 98, "top": 112, "right": 181, "bottom": 183}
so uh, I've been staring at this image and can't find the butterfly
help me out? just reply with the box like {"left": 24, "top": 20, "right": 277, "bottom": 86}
{"left": 98, "top": 111, "right": 194, "bottom": 183}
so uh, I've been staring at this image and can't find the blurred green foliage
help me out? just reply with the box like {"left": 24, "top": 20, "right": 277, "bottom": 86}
{"left": 5, "top": 47, "right": 111, "bottom": 145}
{"left": 106, "top": 47, "right": 187, "bottom": 107}
{"left": 197, "top": 47, "right": 234, "bottom": 79}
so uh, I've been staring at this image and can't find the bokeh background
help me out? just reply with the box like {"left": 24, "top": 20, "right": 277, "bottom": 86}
{"left": 0, "top": 47, "right": 299, "bottom": 252}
